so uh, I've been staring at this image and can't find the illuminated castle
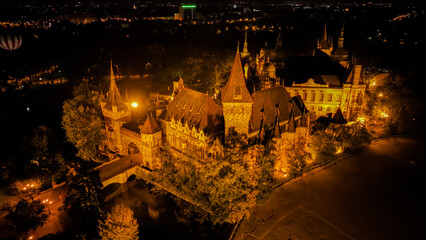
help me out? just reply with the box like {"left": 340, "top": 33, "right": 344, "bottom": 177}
{"left": 101, "top": 50, "right": 309, "bottom": 179}
{"left": 241, "top": 24, "right": 366, "bottom": 121}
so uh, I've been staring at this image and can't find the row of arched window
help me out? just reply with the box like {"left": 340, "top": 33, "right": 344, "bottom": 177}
{"left": 294, "top": 90, "right": 341, "bottom": 103}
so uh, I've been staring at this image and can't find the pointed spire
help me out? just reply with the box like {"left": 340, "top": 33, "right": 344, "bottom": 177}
{"left": 319, "top": 24, "right": 330, "bottom": 49}
{"left": 338, "top": 23, "right": 345, "bottom": 49}
{"left": 258, "top": 108, "right": 266, "bottom": 142}
{"left": 104, "top": 60, "right": 125, "bottom": 111}
{"left": 236, "top": 41, "right": 240, "bottom": 54}
{"left": 221, "top": 48, "right": 253, "bottom": 103}
{"left": 273, "top": 105, "right": 281, "bottom": 138}
{"left": 241, "top": 30, "right": 250, "bottom": 59}
{"left": 299, "top": 109, "right": 308, "bottom": 128}
{"left": 287, "top": 105, "right": 296, "bottom": 132}
{"left": 322, "top": 24, "right": 328, "bottom": 42}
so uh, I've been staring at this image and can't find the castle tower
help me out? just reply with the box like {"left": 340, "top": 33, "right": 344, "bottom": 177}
{"left": 240, "top": 30, "right": 250, "bottom": 59}
{"left": 221, "top": 47, "right": 253, "bottom": 135}
{"left": 101, "top": 61, "right": 131, "bottom": 155}
{"left": 338, "top": 24, "right": 345, "bottom": 49}
{"left": 140, "top": 115, "right": 162, "bottom": 170}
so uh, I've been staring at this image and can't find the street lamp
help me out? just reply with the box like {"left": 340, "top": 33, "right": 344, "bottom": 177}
{"left": 131, "top": 102, "right": 138, "bottom": 108}
{"left": 43, "top": 199, "right": 53, "bottom": 214}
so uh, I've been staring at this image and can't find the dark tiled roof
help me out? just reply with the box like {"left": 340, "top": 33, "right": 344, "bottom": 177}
{"left": 250, "top": 86, "right": 301, "bottom": 133}
{"left": 283, "top": 56, "right": 347, "bottom": 86}
{"left": 314, "top": 75, "right": 342, "bottom": 87}
{"left": 165, "top": 88, "right": 223, "bottom": 136}
{"left": 221, "top": 51, "right": 253, "bottom": 103}
{"left": 140, "top": 116, "right": 161, "bottom": 134}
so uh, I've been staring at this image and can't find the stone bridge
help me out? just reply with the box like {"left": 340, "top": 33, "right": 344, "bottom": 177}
{"left": 95, "top": 153, "right": 211, "bottom": 212}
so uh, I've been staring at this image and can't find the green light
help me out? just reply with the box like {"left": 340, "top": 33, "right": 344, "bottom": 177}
{"left": 182, "top": 5, "right": 196, "bottom": 9}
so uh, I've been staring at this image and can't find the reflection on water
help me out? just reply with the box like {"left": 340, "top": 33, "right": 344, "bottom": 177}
{"left": 104, "top": 178, "right": 232, "bottom": 240}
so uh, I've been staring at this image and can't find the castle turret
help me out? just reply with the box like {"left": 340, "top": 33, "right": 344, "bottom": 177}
{"left": 240, "top": 30, "right": 250, "bottom": 59}
{"left": 222, "top": 47, "right": 253, "bottom": 135}
{"left": 101, "top": 61, "right": 131, "bottom": 155}
{"left": 140, "top": 115, "right": 162, "bottom": 170}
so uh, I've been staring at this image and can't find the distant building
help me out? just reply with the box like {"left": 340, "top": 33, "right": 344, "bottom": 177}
{"left": 177, "top": 4, "right": 197, "bottom": 21}
{"left": 241, "top": 24, "right": 365, "bottom": 121}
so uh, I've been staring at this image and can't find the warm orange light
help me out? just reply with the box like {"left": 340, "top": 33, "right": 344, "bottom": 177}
{"left": 336, "top": 148, "right": 343, "bottom": 154}
{"left": 379, "top": 92, "right": 383, "bottom": 97}
{"left": 357, "top": 116, "right": 366, "bottom": 123}
{"left": 379, "top": 112, "right": 389, "bottom": 118}
{"left": 131, "top": 102, "right": 138, "bottom": 108}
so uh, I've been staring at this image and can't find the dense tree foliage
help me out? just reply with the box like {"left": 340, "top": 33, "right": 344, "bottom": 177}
{"left": 98, "top": 204, "right": 139, "bottom": 240}
{"left": 363, "top": 72, "right": 425, "bottom": 136}
{"left": 30, "top": 126, "right": 67, "bottom": 187}
{"left": 149, "top": 131, "right": 275, "bottom": 224}
{"left": 63, "top": 169, "right": 104, "bottom": 237}
{"left": 62, "top": 82, "right": 105, "bottom": 161}
{"left": 308, "top": 122, "right": 371, "bottom": 164}
{"left": 6, "top": 198, "right": 48, "bottom": 237}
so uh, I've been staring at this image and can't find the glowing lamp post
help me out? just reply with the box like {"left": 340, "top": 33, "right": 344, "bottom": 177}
{"left": 131, "top": 102, "right": 138, "bottom": 108}
{"left": 42, "top": 199, "right": 53, "bottom": 214}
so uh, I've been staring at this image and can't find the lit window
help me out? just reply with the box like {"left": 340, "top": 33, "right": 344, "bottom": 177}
{"left": 319, "top": 92, "right": 324, "bottom": 102}
{"left": 328, "top": 94, "right": 332, "bottom": 101}
{"left": 310, "top": 92, "right": 316, "bottom": 101}
{"left": 234, "top": 87, "right": 242, "bottom": 99}
{"left": 318, "top": 106, "right": 323, "bottom": 111}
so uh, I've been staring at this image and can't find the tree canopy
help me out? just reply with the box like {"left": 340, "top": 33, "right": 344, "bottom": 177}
{"left": 6, "top": 198, "right": 48, "bottom": 237}
{"left": 98, "top": 204, "right": 139, "bottom": 240}
{"left": 62, "top": 82, "right": 105, "bottom": 161}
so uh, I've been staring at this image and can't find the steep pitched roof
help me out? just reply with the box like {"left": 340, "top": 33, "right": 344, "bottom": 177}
{"left": 103, "top": 61, "right": 128, "bottom": 111}
{"left": 250, "top": 86, "right": 302, "bottom": 133}
{"left": 140, "top": 115, "right": 161, "bottom": 134}
{"left": 332, "top": 107, "right": 347, "bottom": 124}
{"left": 165, "top": 88, "right": 223, "bottom": 136}
{"left": 273, "top": 114, "right": 281, "bottom": 138}
{"left": 287, "top": 110, "right": 297, "bottom": 132}
{"left": 221, "top": 51, "right": 253, "bottom": 103}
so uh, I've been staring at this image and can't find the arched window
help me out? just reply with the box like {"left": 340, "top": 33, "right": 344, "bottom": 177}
{"left": 319, "top": 91, "right": 324, "bottom": 102}
{"left": 302, "top": 91, "right": 307, "bottom": 101}
{"left": 337, "top": 94, "right": 341, "bottom": 102}
{"left": 310, "top": 91, "right": 316, "bottom": 102}
{"left": 328, "top": 94, "right": 333, "bottom": 102}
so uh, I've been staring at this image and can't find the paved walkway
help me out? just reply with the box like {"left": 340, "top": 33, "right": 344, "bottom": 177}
{"left": 233, "top": 137, "right": 426, "bottom": 240}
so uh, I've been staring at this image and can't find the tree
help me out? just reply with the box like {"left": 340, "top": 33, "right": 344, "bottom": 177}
{"left": 149, "top": 131, "right": 275, "bottom": 224}
{"left": 98, "top": 204, "right": 139, "bottom": 240}
{"left": 64, "top": 169, "right": 104, "bottom": 236}
{"left": 62, "top": 82, "right": 105, "bottom": 161}
{"left": 31, "top": 126, "right": 67, "bottom": 187}
{"left": 6, "top": 198, "right": 48, "bottom": 237}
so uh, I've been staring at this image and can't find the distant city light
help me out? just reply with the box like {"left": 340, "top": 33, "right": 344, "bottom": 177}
{"left": 182, "top": 5, "right": 196, "bottom": 9}
{"left": 131, "top": 102, "right": 138, "bottom": 108}
{"left": 378, "top": 92, "right": 383, "bottom": 97}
